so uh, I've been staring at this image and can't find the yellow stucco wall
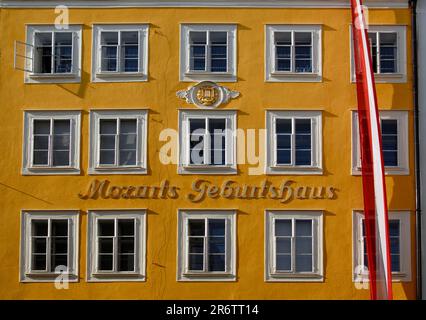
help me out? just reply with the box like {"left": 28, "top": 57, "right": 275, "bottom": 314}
{"left": 0, "top": 6, "right": 416, "bottom": 299}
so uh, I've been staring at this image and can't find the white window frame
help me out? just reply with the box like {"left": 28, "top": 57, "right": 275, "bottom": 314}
{"left": 349, "top": 25, "right": 407, "bottom": 83}
{"left": 265, "top": 210, "right": 323, "bottom": 282}
{"left": 180, "top": 24, "right": 237, "bottom": 82}
{"left": 87, "top": 210, "right": 146, "bottom": 282}
{"left": 352, "top": 210, "right": 411, "bottom": 282}
{"left": 22, "top": 110, "right": 81, "bottom": 175}
{"left": 178, "top": 110, "right": 237, "bottom": 175}
{"left": 91, "top": 24, "right": 149, "bottom": 82}
{"left": 265, "top": 25, "right": 322, "bottom": 82}
{"left": 266, "top": 110, "right": 322, "bottom": 175}
{"left": 20, "top": 210, "right": 79, "bottom": 282}
{"left": 25, "top": 25, "right": 82, "bottom": 83}
{"left": 89, "top": 109, "right": 148, "bottom": 174}
{"left": 177, "top": 210, "right": 236, "bottom": 282}
{"left": 351, "top": 110, "right": 409, "bottom": 175}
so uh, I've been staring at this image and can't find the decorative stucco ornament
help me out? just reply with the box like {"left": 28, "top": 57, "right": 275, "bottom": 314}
{"left": 176, "top": 81, "right": 240, "bottom": 109}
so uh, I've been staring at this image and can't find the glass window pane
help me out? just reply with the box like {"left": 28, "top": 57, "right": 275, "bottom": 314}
{"left": 99, "top": 238, "right": 113, "bottom": 253}
{"left": 120, "top": 119, "right": 137, "bottom": 133}
{"left": 53, "top": 120, "right": 70, "bottom": 134}
{"left": 121, "top": 31, "right": 138, "bottom": 45}
{"left": 295, "top": 255, "right": 312, "bottom": 272}
{"left": 124, "top": 58, "right": 139, "bottom": 72}
{"left": 98, "top": 255, "right": 113, "bottom": 271}
{"left": 51, "top": 237, "right": 68, "bottom": 254}
{"left": 295, "top": 134, "right": 311, "bottom": 149}
{"left": 380, "top": 33, "right": 397, "bottom": 46}
{"left": 275, "top": 219, "right": 292, "bottom": 237}
{"left": 208, "top": 254, "right": 225, "bottom": 271}
{"left": 190, "top": 31, "right": 206, "bottom": 44}
{"left": 189, "top": 238, "right": 204, "bottom": 254}
{"left": 32, "top": 254, "right": 47, "bottom": 271}
{"left": 101, "top": 47, "right": 118, "bottom": 72}
{"left": 391, "top": 254, "right": 400, "bottom": 272}
{"left": 275, "top": 32, "right": 291, "bottom": 45}
{"left": 98, "top": 220, "right": 114, "bottom": 236}
{"left": 295, "top": 150, "right": 311, "bottom": 165}
{"left": 190, "top": 119, "right": 206, "bottom": 134}
{"left": 53, "top": 135, "right": 70, "bottom": 151}
{"left": 119, "top": 134, "right": 137, "bottom": 150}
{"left": 51, "top": 220, "right": 68, "bottom": 236}
{"left": 100, "top": 135, "right": 115, "bottom": 150}
{"left": 381, "top": 119, "right": 397, "bottom": 135}
{"left": 276, "top": 134, "right": 291, "bottom": 149}
{"left": 100, "top": 119, "right": 117, "bottom": 134}
{"left": 100, "top": 150, "right": 115, "bottom": 165}
{"left": 389, "top": 220, "right": 400, "bottom": 237}
{"left": 32, "top": 220, "right": 48, "bottom": 236}
{"left": 390, "top": 237, "right": 400, "bottom": 255}
{"left": 296, "top": 237, "right": 312, "bottom": 254}
{"left": 118, "top": 254, "right": 134, "bottom": 272}
{"left": 34, "top": 120, "right": 51, "bottom": 134}
{"left": 277, "top": 150, "right": 291, "bottom": 164}
{"left": 101, "top": 32, "right": 118, "bottom": 45}
{"left": 276, "top": 238, "right": 291, "bottom": 254}
{"left": 210, "top": 149, "right": 225, "bottom": 165}
{"left": 208, "top": 219, "right": 225, "bottom": 236}
{"left": 277, "top": 59, "right": 291, "bottom": 71}
{"left": 54, "top": 33, "right": 73, "bottom": 73}
{"left": 295, "top": 32, "right": 312, "bottom": 45}
{"left": 35, "top": 33, "right": 52, "bottom": 73}
{"left": 33, "top": 151, "right": 49, "bottom": 165}
{"left": 295, "top": 220, "right": 312, "bottom": 237}
{"left": 210, "top": 32, "right": 227, "bottom": 44}
{"left": 119, "top": 150, "right": 136, "bottom": 166}
{"left": 295, "top": 119, "right": 311, "bottom": 133}
{"left": 34, "top": 136, "right": 49, "bottom": 150}
{"left": 211, "top": 58, "right": 227, "bottom": 72}
{"left": 119, "top": 238, "right": 134, "bottom": 254}
{"left": 118, "top": 220, "right": 135, "bottom": 236}
{"left": 208, "top": 237, "right": 225, "bottom": 254}
{"left": 188, "top": 254, "right": 204, "bottom": 271}
{"left": 211, "top": 45, "right": 226, "bottom": 59}
{"left": 383, "top": 151, "right": 398, "bottom": 167}
{"left": 32, "top": 238, "right": 47, "bottom": 254}
{"left": 53, "top": 151, "right": 69, "bottom": 166}
{"left": 189, "top": 219, "right": 205, "bottom": 236}
{"left": 276, "top": 119, "right": 292, "bottom": 134}
{"left": 276, "top": 254, "right": 291, "bottom": 271}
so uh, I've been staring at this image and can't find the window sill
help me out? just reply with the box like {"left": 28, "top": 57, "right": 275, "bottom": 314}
{"left": 89, "top": 166, "right": 147, "bottom": 175}
{"left": 179, "top": 164, "right": 237, "bottom": 175}
{"left": 178, "top": 272, "right": 236, "bottom": 282}
{"left": 351, "top": 166, "right": 409, "bottom": 176}
{"left": 267, "top": 71, "right": 322, "bottom": 83}
{"left": 87, "top": 272, "right": 145, "bottom": 282}
{"left": 354, "top": 272, "right": 411, "bottom": 282}
{"left": 266, "top": 165, "right": 323, "bottom": 175}
{"left": 22, "top": 166, "right": 80, "bottom": 176}
{"left": 351, "top": 73, "right": 406, "bottom": 83}
{"left": 266, "top": 272, "right": 323, "bottom": 282}
{"left": 21, "top": 272, "right": 78, "bottom": 282}
{"left": 181, "top": 71, "right": 236, "bottom": 83}
{"left": 93, "top": 72, "right": 148, "bottom": 82}
{"left": 25, "top": 72, "right": 81, "bottom": 84}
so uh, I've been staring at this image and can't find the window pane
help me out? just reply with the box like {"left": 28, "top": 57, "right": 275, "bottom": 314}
{"left": 276, "top": 238, "right": 291, "bottom": 254}
{"left": 296, "top": 237, "right": 312, "bottom": 254}
{"left": 189, "top": 238, "right": 204, "bottom": 254}
{"left": 32, "top": 254, "right": 47, "bottom": 271}
{"left": 98, "top": 220, "right": 114, "bottom": 236}
{"left": 118, "top": 254, "right": 134, "bottom": 271}
{"left": 100, "top": 135, "right": 116, "bottom": 149}
{"left": 208, "top": 219, "right": 225, "bottom": 236}
{"left": 295, "top": 119, "right": 311, "bottom": 133}
{"left": 121, "top": 31, "right": 138, "bottom": 45}
{"left": 208, "top": 237, "right": 225, "bottom": 254}
{"left": 188, "top": 254, "right": 204, "bottom": 271}
{"left": 211, "top": 149, "right": 225, "bottom": 165}
{"left": 120, "top": 119, "right": 137, "bottom": 133}
{"left": 277, "top": 150, "right": 291, "bottom": 165}
{"left": 51, "top": 254, "right": 68, "bottom": 270}
{"left": 101, "top": 47, "right": 118, "bottom": 72}
{"left": 54, "top": 32, "right": 73, "bottom": 73}
{"left": 190, "top": 119, "right": 206, "bottom": 133}
{"left": 277, "top": 58, "right": 291, "bottom": 71}
{"left": 295, "top": 134, "right": 311, "bottom": 150}
{"left": 101, "top": 32, "right": 118, "bottom": 45}
{"left": 275, "top": 32, "right": 291, "bottom": 45}
{"left": 275, "top": 219, "right": 292, "bottom": 237}
{"left": 391, "top": 254, "right": 400, "bottom": 272}
{"left": 390, "top": 237, "right": 400, "bottom": 255}
{"left": 381, "top": 119, "right": 397, "bottom": 134}
{"left": 119, "top": 150, "right": 136, "bottom": 166}
{"left": 211, "top": 57, "right": 227, "bottom": 72}
{"left": 276, "top": 119, "right": 292, "bottom": 134}
{"left": 34, "top": 120, "right": 51, "bottom": 134}
{"left": 34, "top": 136, "right": 49, "bottom": 150}
{"left": 99, "top": 238, "right": 113, "bottom": 253}
{"left": 389, "top": 220, "right": 400, "bottom": 237}
{"left": 189, "top": 219, "right": 205, "bottom": 236}
{"left": 295, "top": 150, "right": 311, "bottom": 165}
{"left": 53, "top": 135, "right": 70, "bottom": 151}
{"left": 53, "top": 119, "right": 70, "bottom": 134}
{"left": 296, "top": 255, "right": 312, "bottom": 272}
{"left": 118, "top": 219, "right": 135, "bottom": 236}
{"left": 119, "top": 238, "right": 134, "bottom": 254}
{"left": 32, "top": 238, "right": 47, "bottom": 254}
{"left": 381, "top": 120, "right": 398, "bottom": 167}
{"left": 100, "top": 119, "right": 117, "bottom": 134}
{"left": 383, "top": 151, "right": 398, "bottom": 167}
{"left": 380, "top": 33, "right": 397, "bottom": 73}
{"left": 209, "top": 254, "right": 225, "bottom": 271}
{"left": 53, "top": 151, "right": 69, "bottom": 166}
{"left": 276, "top": 254, "right": 291, "bottom": 271}
{"left": 51, "top": 220, "right": 68, "bottom": 236}
{"left": 32, "top": 220, "right": 48, "bottom": 236}
{"left": 190, "top": 31, "right": 206, "bottom": 71}
{"left": 368, "top": 32, "right": 378, "bottom": 73}
{"left": 190, "top": 31, "right": 206, "bottom": 44}
{"left": 100, "top": 150, "right": 115, "bottom": 165}
{"left": 33, "top": 151, "right": 49, "bottom": 165}
{"left": 276, "top": 134, "right": 291, "bottom": 149}
{"left": 34, "top": 33, "right": 52, "bottom": 73}
{"left": 98, "top": 255, "right": 113, "bottom": 271}
{"left": 296, "top": 220, "right": 312, "bottom": 237}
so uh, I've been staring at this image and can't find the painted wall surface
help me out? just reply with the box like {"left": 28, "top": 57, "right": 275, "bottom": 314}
{"left": 0, "top": 6, "right": 417, "bottom": 299}
{"left": 417, "top": 0, "right": 426, "bottom": 301}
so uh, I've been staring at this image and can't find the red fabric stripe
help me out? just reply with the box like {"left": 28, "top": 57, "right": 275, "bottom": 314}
{"left": 350, "top": 0, "right": 393, "bottom": 300}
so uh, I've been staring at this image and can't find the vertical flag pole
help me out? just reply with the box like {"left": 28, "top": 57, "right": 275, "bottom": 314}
{"left": 349, "top": 0, "right": 393, "bottom": 300}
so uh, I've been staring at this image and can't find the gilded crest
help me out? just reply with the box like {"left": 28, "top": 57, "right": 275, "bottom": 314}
{"left": 195, "top": 85, "right": 219, "bottom": 106}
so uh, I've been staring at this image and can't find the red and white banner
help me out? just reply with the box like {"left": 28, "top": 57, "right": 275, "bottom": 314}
{"left": 350, "top": 0, "right": 393, "bottom": 300}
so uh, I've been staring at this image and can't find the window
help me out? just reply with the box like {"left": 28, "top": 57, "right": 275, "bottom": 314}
{"left": 89, "top": 110, "right": 148, "bottom": 174}
{"left": 177, "top": 210, "right": 236, "bottom": 281}
{"left": 351, "top": 111, "right": 409, "bottom": 175}
{"left": 25, "top": 25, "right": 82, "bottom": 83}
{"left": 180, "top": 24, "right": 237, "bottom": 82}
{"left": 352, "top": 211, "right": 411, "bottom": 282}
{"left": 92, "top": 25, "right": 149, "bottom": 82}
{"left": 265, "top": 25, "right": 322, "bottom": 82}
{"left": 87, "top": 210, "right": 146, "bottom": 282}
{"left": 350, "top": 25, "right": 406, "bottom": 83}
{"left": 20, "top": 210, "right": 79, "bottom": 282}
{"left": 178, "top": 110, "right": 236, "bottom": 174}
{"left": 265, "top": 211, "right": 323, "bottom": 282}
{"left": 22, "top": 111, "right": 81, "bottom": 175}
{"left": 266, "top": 111, "right": 322, "bottom": 174}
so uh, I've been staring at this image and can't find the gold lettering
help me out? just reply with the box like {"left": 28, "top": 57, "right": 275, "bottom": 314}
{"left": 78, "top": 179, "right": 109, "bottom": 199}
{"left": 187, "top": 179, "right": 208, "bottom": 202}
{"left": 280, "top": 180, "right": 294, "bottom": 203}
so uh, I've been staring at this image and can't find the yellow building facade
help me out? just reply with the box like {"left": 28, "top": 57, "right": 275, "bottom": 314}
{"left": 0, "top": 0, "right": 417, "bottom": 299}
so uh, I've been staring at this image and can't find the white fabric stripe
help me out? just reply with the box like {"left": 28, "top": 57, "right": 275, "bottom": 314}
{"left": 355, "top": 0, "right": 391, "bottom": 293}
